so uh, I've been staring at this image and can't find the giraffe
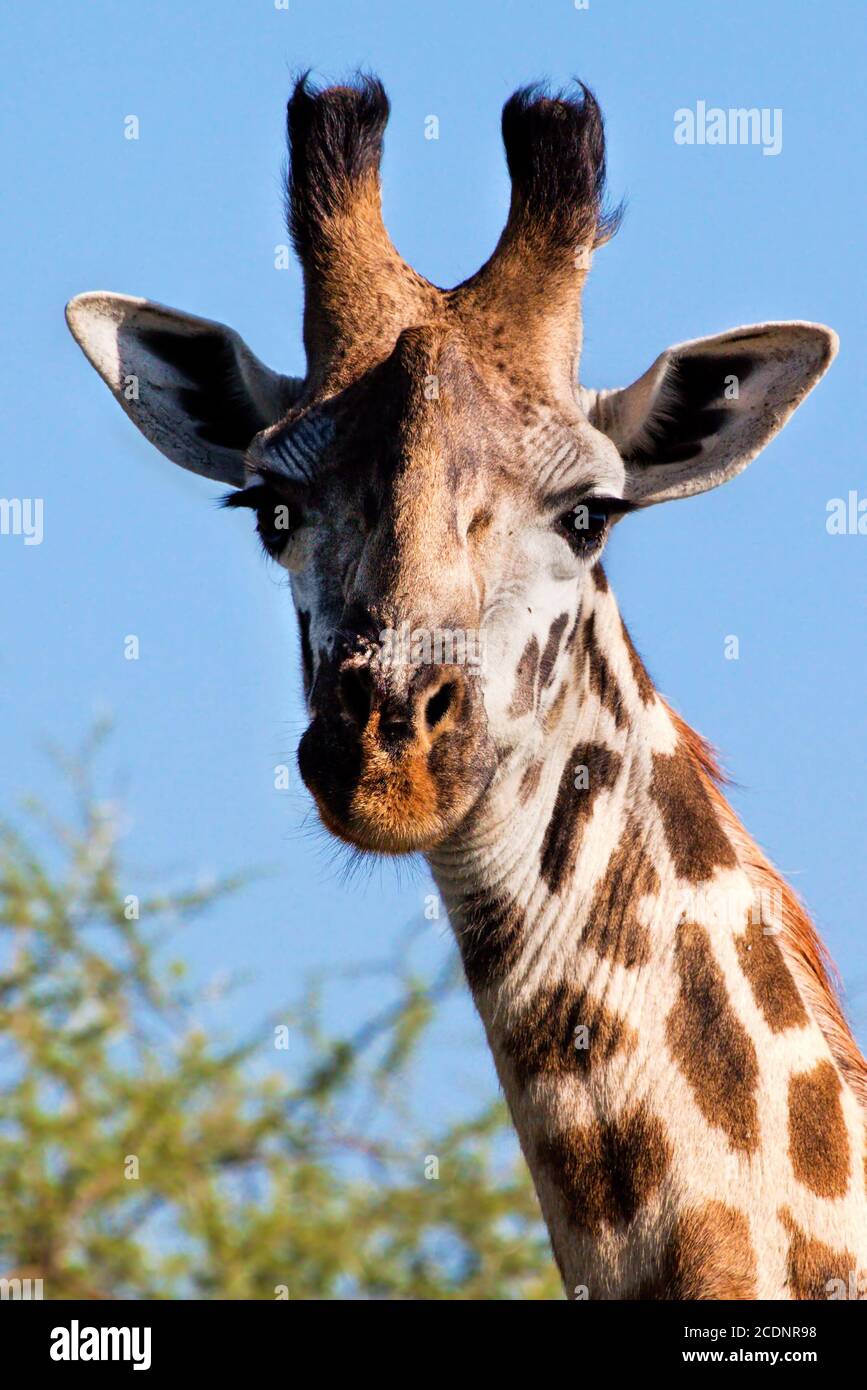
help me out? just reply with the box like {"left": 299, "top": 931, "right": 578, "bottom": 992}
{"left": 66, "top": 76, "right": 867, "bottom": 1300}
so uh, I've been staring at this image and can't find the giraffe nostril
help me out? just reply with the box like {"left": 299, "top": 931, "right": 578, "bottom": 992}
{"left": 339, "top": 665, "right": 374, "bottom": 728}
{"left": 425, "top": 680, "right": 457, "bottom": 731}
{"left": 379, "top": 716, "right": 412, "bottom": 745}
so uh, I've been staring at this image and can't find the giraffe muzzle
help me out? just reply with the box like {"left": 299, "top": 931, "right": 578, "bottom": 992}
{"left": 297, "top": 658, "right": 495, "bottom": 852}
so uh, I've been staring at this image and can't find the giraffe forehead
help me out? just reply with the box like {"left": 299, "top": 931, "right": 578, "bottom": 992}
{"left": 280, "top": 415, "right": 617, "bottom": 544}
{"left": 264, "top": 319, "right": 617, "bottom": 505}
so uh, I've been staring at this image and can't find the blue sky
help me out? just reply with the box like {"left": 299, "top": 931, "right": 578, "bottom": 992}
{"left": 1, "top": 0, "right": 864, "bottom": 1114}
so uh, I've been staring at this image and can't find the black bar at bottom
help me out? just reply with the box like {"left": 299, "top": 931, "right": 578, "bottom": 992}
{"left": 2, "top": 1296, "right": 860, "bottom": 1374}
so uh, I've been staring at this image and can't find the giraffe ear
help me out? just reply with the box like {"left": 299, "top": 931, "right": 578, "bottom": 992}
{"left": 66, "top": 292, "right": 304, "bottom": 487}
{"left": 582, "top": 322, "right": 838, "bottom": 505}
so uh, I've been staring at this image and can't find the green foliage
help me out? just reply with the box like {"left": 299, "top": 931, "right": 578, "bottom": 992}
{"left": 0, "top": 736, "right": 559, "bottom": 1300}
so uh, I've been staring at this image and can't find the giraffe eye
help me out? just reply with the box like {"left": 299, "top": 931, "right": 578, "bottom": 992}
{"left": 222, "top": 481, "right": 303, "bottom": 558}
{"left": 254, "top": 492, "right": 302, "bottom": 557}
{"left": 555, "top": 502, "right": 611, "bottom": 556}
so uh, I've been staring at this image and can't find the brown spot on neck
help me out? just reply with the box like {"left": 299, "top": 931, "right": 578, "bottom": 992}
{"left": 583, "top": 611, "right": 627, "bottom": 729}
{"left": 543, "top": 684, "right": 568, "bottom": 734}
{"left": 666, "top": 921, "right": 760, "bottom": 1153}
{"left": 780, "top": 1208, "right": 856, "bottom": 1299}
{"left": 635, "top": 1201, "right": 757, "bottom": 1300}
{"left": 452, "top": 889, "right": 526, "bottom": 994}
{"left": 564, "top": 609, "right": 583, "bottom": 653}
{"left": 539, "top": 742, "right": 622, "bottom": 893}
{"left": 538, "top": 611, "right": 570, "bottom": 687}
{"left": 518, "top": 759, "right": 542, "bottom": 804}
{"left": 582, "top": 816, "right": 659, "bottom": 968}
{"left": 537, "top": 1104, "right": 671, "bottom": 1236}
{"left": 502, "top": 980, "right": 636, "bottom": 1086}
{"left": 508, "top": 634, "right": 539, "bottom": 718}
{"left": 591, "top": 562, "right": 609, "bottom": 593}
{"left": 620, "top": 614, "right": 656, "bottom": 704}
{"left": 788, "top": 1060, "right": 850, "bottom": 1198}
{"left": 735, "top": 914, "right": 808, "bottom": 1033}
{"left": 650, "top": 743, "right": 737, "bottom": 882}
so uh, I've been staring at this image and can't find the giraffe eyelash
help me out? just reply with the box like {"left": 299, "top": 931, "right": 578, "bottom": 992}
{"left": 554, "top": 495, "right": 634, "bottom": 557}
{"left": 545, "top": 492, "right": 635, "bottom": 525}
{"left": 221, "top": 476, "right": 304, "bottom": 558}
{"left": 564, "top": 493, "right": 637, "bottom": 517}
{"left": 222, "top": 466, "right": 306, "bottom": 507}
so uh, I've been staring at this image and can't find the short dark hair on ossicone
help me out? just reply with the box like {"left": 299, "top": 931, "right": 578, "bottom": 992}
{"left": 285, "top": 72, "right": 390, "bottom": 256}
{"left": 501, "top": 82, "right": 623, "bottom": 250}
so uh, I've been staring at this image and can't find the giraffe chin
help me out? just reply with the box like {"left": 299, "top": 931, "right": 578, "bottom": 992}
{"left": 312, "top": 793, "right": 450, "bottom": 855}
{"left": 298, "top": 720, "right": 494, "bottom": 855}
{"left": 304, "top": 772, "right": 478, "bottom": 854}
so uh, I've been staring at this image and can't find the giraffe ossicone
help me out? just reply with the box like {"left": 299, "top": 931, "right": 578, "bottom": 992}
{"left": 67, "top": 75, "right": 865, "bottom": 1300}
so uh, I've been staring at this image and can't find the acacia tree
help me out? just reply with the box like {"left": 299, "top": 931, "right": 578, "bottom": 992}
{"left": 0, "top": 735, "right": 558, "bottom": 1300}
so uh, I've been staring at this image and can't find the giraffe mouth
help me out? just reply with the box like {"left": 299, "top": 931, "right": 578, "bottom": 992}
{"left": 297, "top": 708, "right": 496, "bottom": 854}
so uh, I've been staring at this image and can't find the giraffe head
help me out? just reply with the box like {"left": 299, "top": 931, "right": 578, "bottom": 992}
{"left": 67, "top": 76, "right": 837, "bottom": 854}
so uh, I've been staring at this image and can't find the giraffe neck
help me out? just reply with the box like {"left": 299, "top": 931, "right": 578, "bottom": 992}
{"left": 428, "top": 573, "right": 867, "bottom": 1300}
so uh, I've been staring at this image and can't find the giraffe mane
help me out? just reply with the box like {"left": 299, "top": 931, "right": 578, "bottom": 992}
{"left": 665, "top": 701, "right": 867, "bottom": 1112}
